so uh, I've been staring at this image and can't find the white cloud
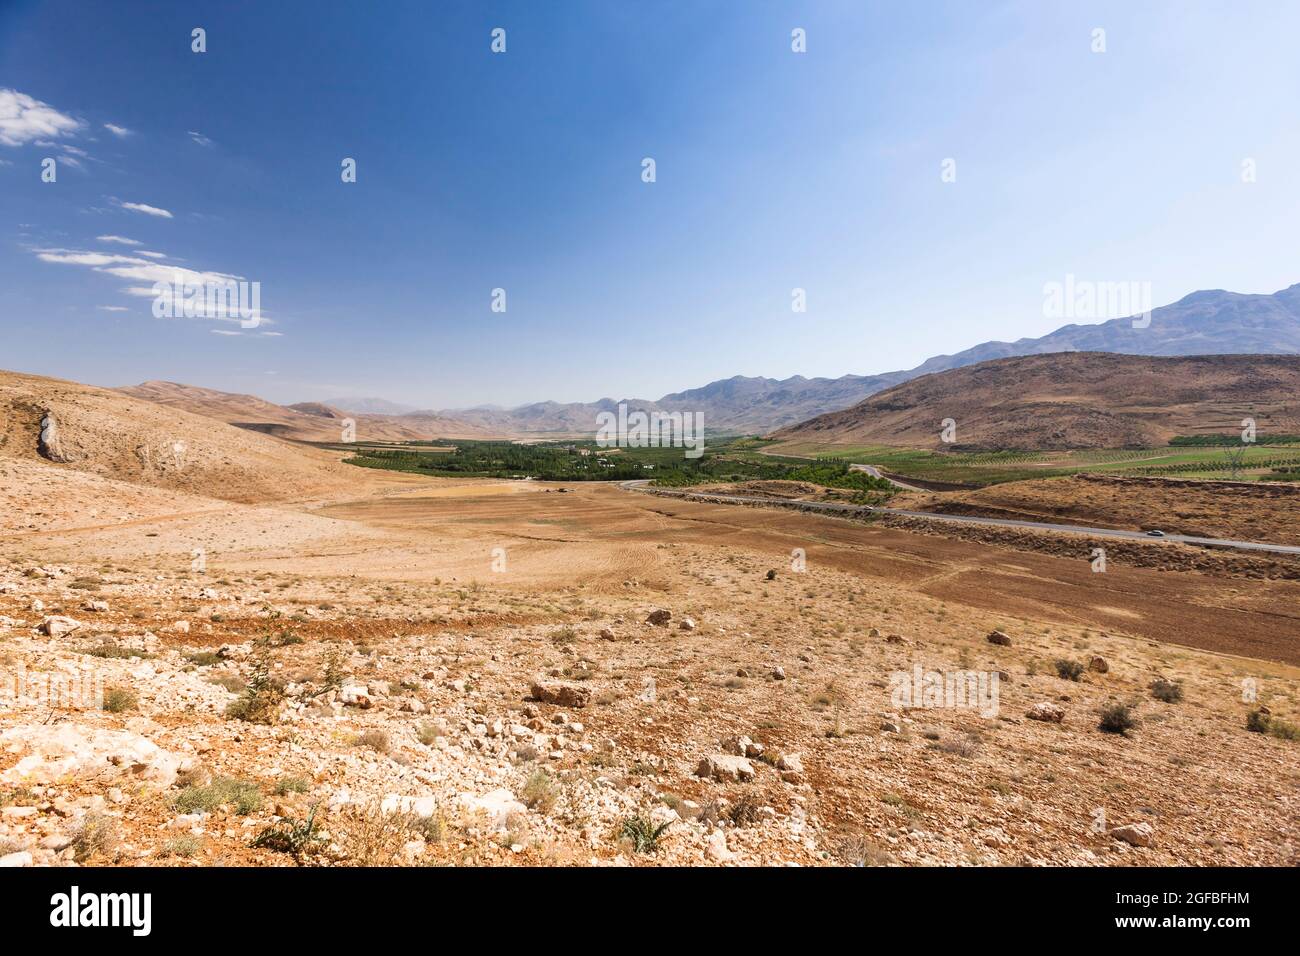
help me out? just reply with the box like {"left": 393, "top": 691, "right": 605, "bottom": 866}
{"left": 0, "top": 89, "right": 81, "bottom": 147}
{"left": 97, "top": 235, "right": 141, "bottom": 246}
{"left": 113, "top": 199, "right": 173, "bottom": 219}
{"left": 211, "top": 329, "right": 242, "bottom": 336}
{"left": 103, "top": 123, "right": 131, "bottom": 137}
{"left": 36, "top": 246, "right": 269, "bottom": 327}
{"left": 138, "top": 251, "right": 168, "bottom": 259}
{"left": 187, "top": 130, "right": 213, "bottom": 147}
{"left": 97, "top": 305, "right": 129, "bottom": 312}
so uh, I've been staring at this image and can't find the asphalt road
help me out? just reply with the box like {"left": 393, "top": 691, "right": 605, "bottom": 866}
{"left": 619, "top": 480, "right": 1300, "bottom": 557}
{"left": 850, "top": 463, "right": 927, "bottom": 491}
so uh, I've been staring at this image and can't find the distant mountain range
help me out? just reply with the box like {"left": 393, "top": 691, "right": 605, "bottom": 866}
{"left": 335, "top": 282, "right": 1300, "bottom": 435}
{"left": 320, "top": 396, "right": 421, "bottom": 416}
{"left": 121, "top": 283, "right": 1300, "bottom": 441}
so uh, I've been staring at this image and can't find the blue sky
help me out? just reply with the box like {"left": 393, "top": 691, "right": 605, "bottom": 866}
{"left": 2, "top": 0, "right": 1298, "bottom": 408}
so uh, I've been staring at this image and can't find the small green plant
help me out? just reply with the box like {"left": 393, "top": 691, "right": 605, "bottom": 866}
{"left": 186, "top": 651, "right": 221, "bottom": 666}
{"left": 225, "top": 641, "right": 283, "bottom": 724}
{"left": 1245, "top": 708, "right": 1270, "bottom": 734}
{"left": 250, "top": 803, "right": 323, "bottom": 858}
{"left": 1098, "top": 702, "right": 1137, "bottom": 735}
{"left": 727, "top": 792, "right": 763, "bottom": 827}
{"left": 1247, "top": 709, "right": 1299, "bottom": 741}
{"left": 274, "top": 776, "right": 312, "bottom": 795}
{"left": 620, "top": 814, "right": 671, "bottom": 853}
{"left": 519, "top": 769, "right": 559, "bottom": 813}
{"left": 1150, "top": 679, "right": 1184, "bottom": 703}
{"left": 416, "top": 722, "right": 441, "bottom": 746}
{"left": 315, "top": 646, "right": 347, "bottom": 697}
{"left": 1054, "top": 659, "right": 1085, "bottom": 681}
{"left": 162, "top": 836, "right": 201, "bottom": 858}
{"left": 0, "top": 786, "right": 37, "bottom": 808}
{"left": 1269, "top": 719, "right": 1300, "bottom": 741}
{"left": 102, "top": 686, "right": 137, "bottom": 713}
{"left": 71, "top": 812, "right": 120, "bottom": 862}
{"left": 353, "top": 730, "right": 389, "bottom": 753}
{"left": 174, "top": 777, "right": 263, "bottom": 815}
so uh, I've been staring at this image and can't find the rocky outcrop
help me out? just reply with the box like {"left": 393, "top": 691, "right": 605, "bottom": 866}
{"left": 37, "top": 411, "right": 70, "bottom": 462}
{"left": 0, "top": 725, "right": 183, "bottom": 788}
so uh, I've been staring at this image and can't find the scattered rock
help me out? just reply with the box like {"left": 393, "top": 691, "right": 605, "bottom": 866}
{"left": 679, "top": 617, "right": 696, "bottom": 631}
{"left": 645, "top": 609, "right": 672, "bottom": 627}
{"left": 705, "top": 830, "right": 734, "bottom": 862}
{"left": 695, "top": 754, "right": 756, "bottom": 783}
{"left": 0, "top": 724, "right": 182, "bottom": 788}
{"left": 456, "top": 789, "right": 527, "bottom": 832}
{"left": 529, "top": 680, "right": 591, "bottom": 709}
{"left": 339, "top": 685, "right": 373, "bottom": 709}
{"left": 38, "top": 411, "right": 68, "bottom": 463}
{"left": 1088, "top": 656, "right": 1109, "bottom": 673}
{"left": 1109, "top": 822, "right": 1154, "bottom": 847}
{"left": 1026, "top": 702, "right": 1066, "bottom": 723}
{"left": 772, "top": 666, "right": 786, "bottom": 680}
{"left": 37, "top": 616, "right": 81, "bottom": 637}
{"left": 987, "top": 630, "right": 1012, "bottom": 646}
{"left": 381, "top": 794, "right": 441, "bottom": 818}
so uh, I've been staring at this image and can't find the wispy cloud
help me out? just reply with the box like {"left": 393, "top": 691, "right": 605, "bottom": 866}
{"left": 187, "top": 130, "right": 213, "bottom": 147}
{"left": 97, "top": 305, "right": 129, "bottom": 312}
{"left": 112, "top": 198, "right": 174, "bottom": 219}
{"left": 97, "top": 235, "right": 141, "bottom": 246}
{"left": 35, "top": 245, "right": 270, "bottom": 328}
{"left": 211, "top": 329, "right": 242, "bottom": 336}
{"left": 0, "top": 88, "right": 81, "bottom": 146}
{"left": 103, "top": 122, "right": 131, "bottom": 138}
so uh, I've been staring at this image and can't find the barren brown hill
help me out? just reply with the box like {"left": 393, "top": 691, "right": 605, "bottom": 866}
{"left": 120, "top": 379, "right": 467, "bottom": 442}
{"left": 0, "top": 370, "right": 379, "bottom": 504}
{"left": 117, "top": 380, "right": 480, "bottom": 442}
{"left": 772, "top": 352, "right": 1300, "bottom": 449}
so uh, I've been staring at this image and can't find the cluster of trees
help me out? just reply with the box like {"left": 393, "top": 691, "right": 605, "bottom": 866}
{"left": 345, "top": 443, "right": 894, "bottom": 493}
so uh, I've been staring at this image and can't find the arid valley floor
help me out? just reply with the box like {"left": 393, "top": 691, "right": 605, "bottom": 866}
{"left": 2, "top": 416, "right": 1298, "bottom": 866}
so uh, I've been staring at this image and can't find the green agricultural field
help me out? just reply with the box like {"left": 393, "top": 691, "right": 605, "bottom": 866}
{"left": 340, "top": 434, "right": 1300, "bottom": 490}
{"left": 760, "top": 438, "right": 1300, "bottom": 487}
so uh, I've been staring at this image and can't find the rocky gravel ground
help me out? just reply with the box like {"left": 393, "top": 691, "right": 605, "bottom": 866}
{"left": 1, "top": 551, "right": 1296, "bottom": 868}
